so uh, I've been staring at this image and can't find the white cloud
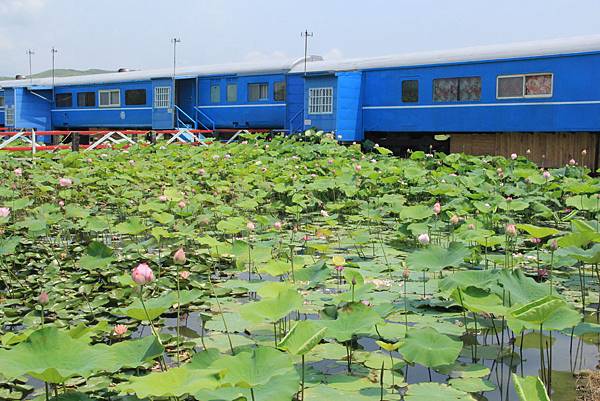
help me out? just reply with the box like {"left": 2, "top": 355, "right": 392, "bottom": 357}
{"left": 0, "top": 0, "right": 46, "bottom": 16}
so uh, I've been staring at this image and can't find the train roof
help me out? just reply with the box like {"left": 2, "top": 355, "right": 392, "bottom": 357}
{"left": 289, "top": 34, "right": 600, "bottom": 74}
{"left": 0, "top": 56, "right": 323, "bottom": 89}
{"left": 2, "top": 35, "right": 600, "bottom": 89}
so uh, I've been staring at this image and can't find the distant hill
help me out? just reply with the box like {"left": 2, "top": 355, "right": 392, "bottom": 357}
{"left": 0, "top": 68, "right": 114, "bottom": 81}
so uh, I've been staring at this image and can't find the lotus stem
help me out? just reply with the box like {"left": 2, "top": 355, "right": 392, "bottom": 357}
{"left": 301, "top": 355, "right": 305, "bottom": 401}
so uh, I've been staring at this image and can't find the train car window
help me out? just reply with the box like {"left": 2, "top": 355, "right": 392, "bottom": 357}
{"left": 77, "top": 92, "right": 95, "bottom": 107}
{"left": 433, "top": 78, "right": 458, "bottom": 102}
{"left": 154, "top": 87, "right": 171, "bottom": 108}
{"left": 248, "top": 83, "right": 268, "bottom": 101}
{"left": 125, "top": 89, "right": 147, "bottom": 106}
{"left": 458, "top": 77, "right": 481, "bottom": 101}
{"left": 308, "top": 87, "right": 334, "bottom": 114}
{"left": 525, "top": 74, "right": 553, "bottom": 97}
{"left": 402, "top": 80, "right": 418, "bottom": 102}
{"left": 99, "top": 90, "right": 121, "bottom": 107}
{"left": 0, "top": 95, "right": 4, "bottom": 107}
{"left": 210, "top": 85, "right": 221, "bottom": 103}
{"left": 55, "top": 93, "right": 73, "bottom": 108}
{"left": 497, "top": 76, "right": 525, "bottom": 98}
{"left": 274, "top": 82, "right": 286, "bottom": 101}
{"left": 227, "top": 84, "right": 237, "bottom": 102}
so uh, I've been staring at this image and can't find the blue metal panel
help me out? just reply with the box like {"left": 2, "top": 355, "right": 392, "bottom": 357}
{"left": 14, "top": 88, "right": 52, "bottom": 130}
{"left": 304, "top": 75, "right": 337, "bottom": 132}
{"left": 285, "top": 74, "right": 304, "bottom": 133}
{"left": 152, "top": 79, "right": 174, "bottom": 130}
{"left": 335, "top": 72, "right": 364, "bottom": 141}
{"left": 361, "top": 52, "right": 600, "bottom": 133}
{"left": 197, "top": 73, "right": 286, "bottom": 129}
{"left": 52, "top": 81, "right": 153, "bottom": 129}
{"left": 0, "top": 90, "right": 4, "bottom": 126}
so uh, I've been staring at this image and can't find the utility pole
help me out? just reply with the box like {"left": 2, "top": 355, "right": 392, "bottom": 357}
{"left": 26, "top": 49, "right": 35, "bottom": 84}
{"left": 301, "top": 30, "right": 314, "bottom": 76}
{"left": 51, "top": 47, "right": 58, "bottom": 104}
{"left": 171, "top": 38, "right": 181, "bottom": 82}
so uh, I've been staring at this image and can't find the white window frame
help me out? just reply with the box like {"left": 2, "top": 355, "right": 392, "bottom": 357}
{"left": 496, "top": 73, "right": 554, "bottom": 100}
{"left": 99, "top": 89, "right": 121, "bottom": 107}
{"left": 154, "top": 86, "right": 171, "bottom": 108}
{"left": 6, "top": 105, "right": 15, "bottom": 126}
{"left": 308, "top": 87, "right": 333, "bottom": 115}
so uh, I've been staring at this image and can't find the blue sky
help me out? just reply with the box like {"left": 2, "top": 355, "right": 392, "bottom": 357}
{"left": 1, "top": 0, "right": 599, "bottom": 76}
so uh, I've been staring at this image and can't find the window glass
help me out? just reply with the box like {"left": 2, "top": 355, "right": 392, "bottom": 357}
{"left": 402, "top": 80, "right": 418, "bottom": 102}
{"left": 248, "top": 83, "right": 268, "bottom": 101}
{"left": 125, "top": 89, "right": 146, "bottom": 105}
{"left": 227, "top": 84, "right": 237, "bottom": 102}
{"left": 433, "top": 78, "right": 459, "bottom": 102}
{"left": 525, "top": 74, "right": 552, "bottom": 96}
{"left": 308, "top": 87, "right": 333, "bottom": 114}
{"left": 497, "top": 76, "right": 524, "bottom": 98}
{"left": 274, "top": 82, "right": 286, "bottom": 101}
{"left": 154, "top": 87, "right": 171, "bottom": 108}
{"left": 0, "top": 95, "right": 4, "bottom": 107}
{"left": 77, "top": 92, "right": 95, "bottom": 107}
{"left": 55, "top": 93, "right": 72, "bottom": 108}
{"left": 210, "top": 85, "right": 220, "bottom": 103}
{"left": 458, "top": 77, "right": 482, "bottom": 101}
{"left": 99, "top": 90, "right": 120, "bottom": 107}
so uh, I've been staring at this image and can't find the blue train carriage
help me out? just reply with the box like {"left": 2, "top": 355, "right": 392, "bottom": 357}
{"left": 193, "top": 57, "right": 320, "bottom": 133}
{"left": 295, "top": 35, "right": 600, "bottom": 168}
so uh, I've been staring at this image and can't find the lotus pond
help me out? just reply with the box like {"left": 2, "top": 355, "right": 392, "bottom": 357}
{"left": 0, "top": 133, "right": 599, "bottom": 401}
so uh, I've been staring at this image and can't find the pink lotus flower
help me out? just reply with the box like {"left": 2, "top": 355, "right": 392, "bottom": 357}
{"left": 114, "top": 324, "right": 127, "bottom": 336}
{"left": 582, "top": 149, "right": 587, "bottom": 156}
{"left": 246, "top": 221, "right": 255, "bottom": 231}
{"left": 531, "top": 238, "right": 541, "bottom": 245}
{"left": 58, "top": 200, "right": 65, "bottom": 207}
{"left": 569, "top": 159, "right": 576, "bottom": 166}
{"left": 418, "top": 233, "right": 430, "bottom": 245}
{"left": 131, "top": 263, "right": 154, "bottom": 285}
{"left": 505, "top": 224, "right": 517, "bottom": 237}
{"left": 13, "top": 168, "right": 22, "bottom": 177}
{"left": 327, "top": 159, "right": 334, "bottom": 164}
{"left": 526, "top": 149, "right": 531, "bottom": 155}
{"left": 543, "top": 170, "right": 551, "bottom": 179}
{"left": 198, "top": 168, "right": 206, "bottom": 176}
{"left": 159, "top": 195, "right": 168, "bottom": 202}
{"left": 467, "top": 223, "right": 476, "bottom": 230}
{"left": 38, "top": 291, "right": 49, "bottom": 305}
{"left": 335, "top": 265, "right": 344, "bottom": 272}
{"left": 180, "top": 270, "right": 190, "bottom": 280}
{"left": 178, "top": 201, "right": 186, "bottom": 209}
{"left": 302, "top": 235, "right": 311, "bottom": 241}
{"left": 511, "top": 153, "right": 518, "bottom": 160}
{"left": 361, "top": 300, "right": 372, "bottom": 306}
{"left": 173, "top": 248, "right": 186, "bottom": 265}
{"left": 320, "top": 210, "right": 329, "bottom": 217}
{"left": 354, "top": 164, "right": 362, "bottom": 172}
{"left": 59, "top": 178, "right": 73, "bottom": 188}
{"left": 0, "top": 207, "right": 10, "bottom": 218}
{"left": 129, "top": 160, "right": 135, "bottom": 165}
{"left": 273, "top": 221, "right": 282, "bottom": 230}
{"left": 433, "top": 202, "right": 441, "bottom": 215}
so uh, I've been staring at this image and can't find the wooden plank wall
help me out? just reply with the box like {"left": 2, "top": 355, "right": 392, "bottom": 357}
{"left": 450, "top": 133, "right": 599, "bottom": 169}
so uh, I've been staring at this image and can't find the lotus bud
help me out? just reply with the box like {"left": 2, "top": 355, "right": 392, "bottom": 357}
{"left": 543, "top": 170, "right": 551, "bottom": 179}
{"left": 549, "top": 239, "right": 558, "bottom": 251}
{"left": 433, "top": 202, "right": 441, "bottom": 215}
{"left": 131, "top": 263, "right": 154, "bottom": 285}
{"left": 38, "top": 291, "right": 49, "bottom": 305}
{"left": 302, "top": 235, "right": 310, "bottom": 241}
{"left": 198, "top": 168, "right": 206, "bottom": 176}
{"left": 273, "top": 221, "right": 282, "bottom": 230}
{"left": 178, "top": 201, "right": 186, "bottom": 209}
{"left": 531, "top": 238, "right": 541, "bottom": 245}
{"left": 13, "top": 168, "right": 22, "bottom": 177}
{"left": 173, "top": 248, "right": 186, "bottom": 265}
{"left": 450, "top": 215, "right": 460, "bottom": 225}
{"left": 59, "top": 177, "right": 73, "bottom": 188}
{"left": 361, "top": 300, "right": 372, "bottom": 306}
{"left": 328, "top": 159, "right": 334, "bottom": 164}
{"left": 180, "top": 270, "right": 190, "bottom": 280}
{"left": 335, "top": 265, "right": 344, "bottom": 272}
{"left": 0, "top": 207, "right": 10, "bottom": 218}
{"left": 417, "top": 233, "right": 430, "bottom": 245}
{"left": 402, "top": 268, "right": 410, "bottom": 280}
{"left": 354, "top": 164, "right": 362, "bottom": 172}
{"left": 526, "top": 149, "right": 531, "bottom": 155}
{"left": 505, "top": 224, "right": 517, "bottom": 237}
{"left": 506, "top": 196, "right": 512, "bottom": 202}
{"left": 246, "top": 221, "right": 255, "bottom": 231}
{"left": 351, "top": 277, "right": 357, "bottom": 286}
{"left": 58, "top": 200, "right": 65, "bottom": 207}
{"left": 582, "top": 149, "right": 587, "bottom": 156}
{"left": 159, "top": 195, "right": 168, "bottom": 202}
{"left": 114, "top": 324, "right": 127, "bottom": 336}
